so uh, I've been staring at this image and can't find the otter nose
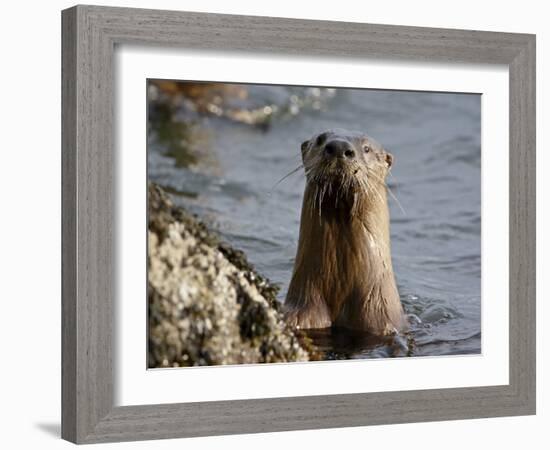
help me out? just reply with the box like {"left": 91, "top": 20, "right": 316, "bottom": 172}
{"left": 324, "top": 140, "right": 355, "bottom": 159}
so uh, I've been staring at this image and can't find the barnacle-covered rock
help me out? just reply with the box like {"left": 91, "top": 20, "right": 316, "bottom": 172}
{"left": 147, "top": 183, "right": 310, "bottom": 367}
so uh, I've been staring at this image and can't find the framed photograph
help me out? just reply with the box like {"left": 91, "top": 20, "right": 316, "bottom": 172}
{"left": 61, "top": 5, "right": 536, "bottom": 444}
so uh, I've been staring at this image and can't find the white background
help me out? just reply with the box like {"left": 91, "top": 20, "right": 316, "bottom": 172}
{"left": 0, "top": 0, "right": 546, "bottom": 449}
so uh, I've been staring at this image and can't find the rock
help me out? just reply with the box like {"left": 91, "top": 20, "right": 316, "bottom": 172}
{"left": 147, "top": 183, "right": 310, "bottom": 367}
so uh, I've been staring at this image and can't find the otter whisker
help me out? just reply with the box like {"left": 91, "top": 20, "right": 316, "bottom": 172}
{"left": 366, "top": 168, "right": 406, "bottom": 215}
{"left": 386, "top": 186, "right": 406, "bottom": 215}
{"left": 351, "top": 192, "right": 358, "bottom": 217}
{"left": 371, "top": 184, "right": 386, "bottom": 207}
{"left": 385, "top": 170, "right": 407, "bottom": 215}
{"left": 317, "top": 182, "right": 326, "bottom": 222}
{"left": 311, "top": 183, "right": 319, "bottom": 218}
{"left": 364, "top": 176, "right": 385, "bottom": 207}
{"left": 269, "top": 164, "right": 304, "bottom": 194}
{"left": 320, "top": 181, "right": 328, "bottom": 212}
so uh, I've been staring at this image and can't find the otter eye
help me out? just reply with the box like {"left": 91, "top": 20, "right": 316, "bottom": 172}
{"left": 363, "top": 145, "right": 371, "bottom": 153}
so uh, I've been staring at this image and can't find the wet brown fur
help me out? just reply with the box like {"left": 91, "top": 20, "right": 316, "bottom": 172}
{"left": 285, "top": 129, "right": 406, "bottom": 335}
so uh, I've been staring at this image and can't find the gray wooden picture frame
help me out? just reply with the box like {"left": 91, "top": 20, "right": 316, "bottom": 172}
{"left": 61, "top": 4, "right": 536, "bottom": 444}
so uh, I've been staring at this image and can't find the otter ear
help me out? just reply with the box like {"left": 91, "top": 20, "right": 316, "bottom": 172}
{"left": 384, "top": 152, "right": 394, "bottom": 169}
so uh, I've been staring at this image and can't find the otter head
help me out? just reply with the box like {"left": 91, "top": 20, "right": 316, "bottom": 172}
{"left": 300, "top": 129, "right": 394, "bottom": 216}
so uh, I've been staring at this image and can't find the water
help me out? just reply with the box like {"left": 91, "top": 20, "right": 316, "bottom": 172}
{"left": 147, "top": 82, "right": 481, "bottom": 359}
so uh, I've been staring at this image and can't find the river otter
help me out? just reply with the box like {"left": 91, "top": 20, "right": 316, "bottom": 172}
{"left": 285, "top": 129, "right": 406, "bottom": 335}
